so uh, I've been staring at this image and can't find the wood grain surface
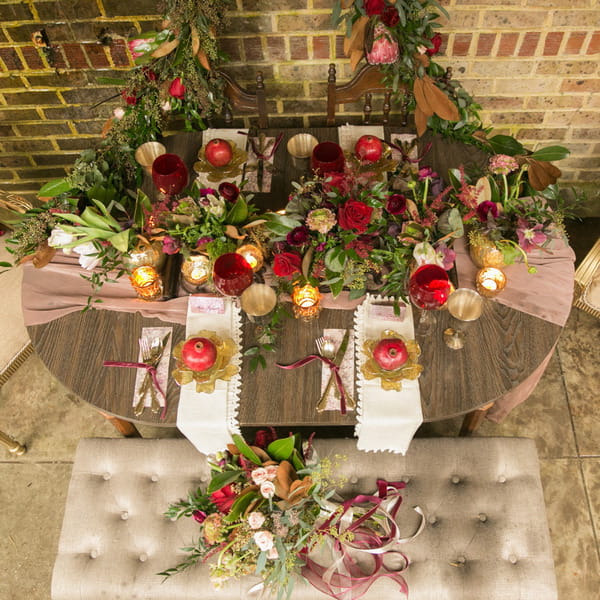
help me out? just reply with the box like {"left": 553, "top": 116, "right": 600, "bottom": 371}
{"left": 27, "top": 127, "right": 563, "bottom": 430}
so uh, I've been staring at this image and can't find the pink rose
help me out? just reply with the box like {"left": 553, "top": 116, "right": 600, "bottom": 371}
{"left": 260, "top": 481, "right": 275, "bottom": 498}
{"left": 251, "top": 467, "right": 268, "bottom": 485}
{"left": 168, "top": 77, "right": 186, "bottom": 99}
{"left": 253, "top": 530, "right": 274, "bottom": 551}
{"left": 267, "top": 546, "right": 279, "bottom": 560}
{"left": 247, "top": 511, "right": 266, "bottom": 529}
{"left": 264, "top": 465, "right": 278, "bottom": 481}
{"left": 338, "top": 200, "right": 373, "bottom": 233}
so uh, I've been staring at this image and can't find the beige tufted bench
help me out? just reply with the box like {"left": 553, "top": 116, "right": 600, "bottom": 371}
{"left": 51, "top": 437, "right": 557, "bottom": 600}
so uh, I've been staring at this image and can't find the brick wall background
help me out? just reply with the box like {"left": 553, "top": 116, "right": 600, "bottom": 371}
{"left": 1, "top": 0, "right": 599, "bottom": 206}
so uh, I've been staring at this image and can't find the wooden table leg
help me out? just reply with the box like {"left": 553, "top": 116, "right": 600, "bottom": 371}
{"left": 459, "top": 402, "right": 495, "bottom": 436}
{"left": 98, "top": 412, "right": 142, "bottom": 437}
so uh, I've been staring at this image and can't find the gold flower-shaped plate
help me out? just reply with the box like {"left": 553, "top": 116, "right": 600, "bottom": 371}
{"left": 360, "top": 330, "right": 423, "bottom": 392}
{"left": 172, "top": 330, "right": 239, "bottom": 394}
{"left": 193, "top": 141, "right": 248, "bottom": 183}
{"left": 344, "top": 145, "right": 397, "bottom": 180}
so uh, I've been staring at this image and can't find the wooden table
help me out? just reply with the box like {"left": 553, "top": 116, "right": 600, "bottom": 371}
{"left": 26, "top": 128, "right": 563, "bottom": 437}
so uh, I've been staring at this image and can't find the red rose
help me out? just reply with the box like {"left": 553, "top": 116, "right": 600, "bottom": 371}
{"left": 322, "top": 171, "right": 348, "bottom": 194}
{"left": 121, "top": 90, "right": 137, "bottom": 105}
{"left": 168, "top": 77, "right": 186, "bottom": 99}
{"left": 210, "top": 484, "right": 236, "bottom": 514}
{"left": 142, "top": 67, "right": 157, "bottom": 81}
{"left": 273, "top": 252, "right": 302, "bottom": 279}
{"left": 364, "top": 0, "right": 385, "bottom": 16}
{"left": 426, "top": 33, "right": 443, "bottom": 56}
{"left": 338, "top": 200, "right": 373, "bottom": 233}
{"left": 386, "top": 193, "right": 407, "bottom": 215}
{"left": 382, "top": 6, "right": 400, "bottom": 27}
{"left": 218, "top": 182, "right": 240, "bottom": 202}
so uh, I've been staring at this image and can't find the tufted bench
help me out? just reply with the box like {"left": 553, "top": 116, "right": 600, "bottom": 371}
{"left": 51, "top": 437, "right": 557, "bottom": 600}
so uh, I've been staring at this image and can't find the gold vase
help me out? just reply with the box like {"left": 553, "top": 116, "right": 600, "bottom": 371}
{"left": 123, "top": 241, "right": 165, "bottom": 272}
{"left": 468, "top": 231, "right": 506, "bottom": 269}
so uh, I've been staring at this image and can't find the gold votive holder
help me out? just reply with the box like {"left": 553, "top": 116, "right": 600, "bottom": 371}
{"left": 476, "top": 267, "right": 507, "bottom": 298}
{"left": 130, "top": 265, "right": 163, "bottom": 301}
{"left": 236, "top": 243, "right": 264, "bottom": 272}
{"left": 291, "top": 283, "right": 322, "bottom": 321}
{"left": 181, "top": 254, "right": 211, "bottom": 286}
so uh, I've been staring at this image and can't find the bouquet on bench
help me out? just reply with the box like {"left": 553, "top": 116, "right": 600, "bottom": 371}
{"left": 160, "top": 430, "right": 418, "bottom": 599}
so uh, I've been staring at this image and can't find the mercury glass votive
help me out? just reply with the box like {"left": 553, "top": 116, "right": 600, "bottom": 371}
{"left": 235, "top": 243, "right": 264, "bottom": 272}
{"left": 291, "top": 283, "right": 322, "bottom": 321}
{"left": 476, "top": 267, "right": 507, "bottom": 298}
{"left": 130, "top": 265, "right": 163, "bottom": 301}
{"left": 181, "top": 254, "right": 211, "bottom": 286}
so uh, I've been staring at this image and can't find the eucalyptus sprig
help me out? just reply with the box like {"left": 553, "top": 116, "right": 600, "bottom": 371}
{"left": 243, "top": 302, "right": 289, "bottom": 372}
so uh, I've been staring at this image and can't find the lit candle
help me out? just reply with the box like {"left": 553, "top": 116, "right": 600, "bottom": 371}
{"left": 476, "top": 267, "right": 507, "bottom": 298}
{"left": 236, "top": 244, "right": 264, "bottom": 272}
{"left": 291, "top": 283, "right": 322, "bottom": 321}
{"left": 130, "top": 266, "right": 163, "bottom": 301}
{"left": 181, "top": 254, "right": 211, "bottom": 285}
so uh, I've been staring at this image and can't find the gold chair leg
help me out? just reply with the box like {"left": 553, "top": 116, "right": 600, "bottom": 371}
{"left": 0, "top": 430, "right": 27, "bottom": 455}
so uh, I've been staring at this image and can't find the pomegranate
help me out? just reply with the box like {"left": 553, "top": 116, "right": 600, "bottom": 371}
{"left": 354, "top": 135, "right": 384, "bottom": 163}
{"left": 205, "top": 138, "right": 233, "bottom": 168}
{"left": 372, "top": 338, "right": 409, "bottom": 371}
{"left": 181, "top": 337, "right": 217, "bottom": 372}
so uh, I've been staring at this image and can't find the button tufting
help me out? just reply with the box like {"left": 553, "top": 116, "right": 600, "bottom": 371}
{"left": 139, "top": 553, "right": 148, "bottom": 562}
{"left": 498, "top": 475, "right": 507, "bottom": 483}
{"left": 402, "top": 477, "right": 410, "bottom": 484}
{"left": 151, "top": 474, "right": 159, "bottom": 482}
{"left": 451, "top": 475, "right": 461, "bottom": 484}
{"left": 89, "top": 549, "right": 98, "bottom": 559}
{"left": 121, "top": 511, "right": 129, "bottom": 520}
{"left": 102, "top": 472, "right": 111, "bottom": 481}
{"left": 428, "top": 515, "right": 438, "bottom": 525}
{"left": 478, "top": 513, "right": 487, "bottom": 522}
{"left": 509, "top": 554, "right": 518, "bottom": 564}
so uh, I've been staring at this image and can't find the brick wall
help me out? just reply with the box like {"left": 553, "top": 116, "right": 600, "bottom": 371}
{"left": 1, "top": 0, "right": 599, "bottom": 204}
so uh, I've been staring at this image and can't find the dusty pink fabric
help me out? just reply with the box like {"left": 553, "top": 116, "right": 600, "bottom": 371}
{"left": 21, "top": 253, "right": 188, "bottom": 326}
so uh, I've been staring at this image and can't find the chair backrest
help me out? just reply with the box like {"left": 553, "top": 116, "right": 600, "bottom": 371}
{"left": 326, "top": 63, "right": 408, "bottom": 126}
{"left": 218, "top": 70, "right": 269, "bottom": 129}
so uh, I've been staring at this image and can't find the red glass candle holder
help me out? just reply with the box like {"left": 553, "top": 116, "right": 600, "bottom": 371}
{"left": 408, "top": 264, "right": 451, "bottom": 310}
{"left": 311, "top": 141, "right": 345, "bottom": 175}
{"left": 151, "top": 153, "right": 188, "bottom": 196}
{"left": 212, "top": 253, "right": 254, "bottom": 296}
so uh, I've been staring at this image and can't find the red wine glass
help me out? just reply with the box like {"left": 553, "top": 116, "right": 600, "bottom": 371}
{"left": 311, "top": 141, "right": 345, "bottom": 175}
{"left": 212, "top": 253, "right": 254, "bottom": 296}
{"left": 152, "top": 153, "right": 188, "bottom": 196}
{"left": 408, "top": 264, "right": 451, "bottom": 329}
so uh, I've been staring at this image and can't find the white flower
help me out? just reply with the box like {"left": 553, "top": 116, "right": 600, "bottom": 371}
{"left": 264, "top": 465, "right": 278, "bottom": 481}
{"left": 260, "top": 480, "right": 275, "bottom": 499}
{"left": 253, "top": 530, "right": 274, "bottom": 552}
{"left": 113, "top": 107, "right": 125, "bottom": 120}
{"left": 413, "top": 241, "right": 439, "bottom": 267}
{"left": 205, "top": 194, "right": 225, "bottom": 218}
{"left": 267, "top": 546, "right": 279, "bottom": 560}
{"left": 73, "top": 242, "right": 101, "bottom": 270}
{"left": 247, "top": 511, "right": 265, "bottom": 530}
{"left": 47, "top": 228, "right": 76, "bottom": 254}
{"left": 161, "top": 100, "right": 172, "bottom": 112}
{"left": 251, "top": 467, "right": 268, "bottom": 485}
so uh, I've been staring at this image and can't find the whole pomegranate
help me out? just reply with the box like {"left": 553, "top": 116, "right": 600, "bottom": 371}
{"left": 181, "top": 337, "right": 217, "bottom": 372}
{"left": 205, "top": 139, "right": 234, "bottom": 168}
{"left": 372, "top": 338, "right": 408, "bottom": 371}
{"left": 354, "top": 135, "right": 384, "bottom": 163}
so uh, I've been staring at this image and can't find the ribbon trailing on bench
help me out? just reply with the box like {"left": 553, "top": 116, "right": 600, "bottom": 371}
{"left": 299, "top": 479, "right": 425, "bottom": 600}
{"left": 276, "top": 354, "right": 348, "bottom": 415}
{"left": 103, "top": 360, "right": 167, "bottom": 419}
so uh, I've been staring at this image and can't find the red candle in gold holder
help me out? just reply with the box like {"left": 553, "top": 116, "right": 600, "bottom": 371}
{"left": 130, "top": 265, "right": 163, "bottom": 301}
{"left": 476, "top": 267, "right": 507, "bottom": 298}
{"left": 291, "top": 283, "right": 322, "bottom": 321}
{"left": 236, "top": 243, "right": 264, "bottom": 272}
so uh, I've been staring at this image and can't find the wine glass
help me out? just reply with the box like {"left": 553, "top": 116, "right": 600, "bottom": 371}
{"left": 151, "top": 153, "right": 188, "bottom": 196}
{"left": 311, "top": 141, "right": 345, "bottom": 175}
{"left": 408, "top": 264, "right": 451, "bottom": 330}
{"left": 212, "top": 253, "right": 254, "bottom": 297}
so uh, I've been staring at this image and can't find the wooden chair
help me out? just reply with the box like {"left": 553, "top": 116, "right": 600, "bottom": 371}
{"left": 217, "top": 70, "right": 269, "bottom": 129}
{"left": 326, "top": 63, "right": 409, "bottom": 126}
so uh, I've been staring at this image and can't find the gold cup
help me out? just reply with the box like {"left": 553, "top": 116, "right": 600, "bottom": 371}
{"left": 240, "top": 283, "right": 277, "bottom": 317}
{"left": 134, "top": 141, "right": 166, "bottom": 174}
{"left": 447, "top": 288, "right": 484, "bottom": 321}
{"left": 287, "top": 133, "right": 319, "bottom": 170}
{"left": 130, "top": 266, "right": 163, "bottom": 301}
{"left": 291, "top": 283, "right": 322, "bottom": 321}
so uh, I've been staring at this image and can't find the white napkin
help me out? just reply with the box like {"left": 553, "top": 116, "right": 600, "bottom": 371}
{"left": 196, "top": 128, "right": 248, "bottom": 187}
{"left": 176, "top": 295, "right": 242, "bottom": 456}
{"left": 338, "top": 124, "right": 384, "bottom": 153}
{"left": 354, "top": 294, "right": 423, "bottom": 454}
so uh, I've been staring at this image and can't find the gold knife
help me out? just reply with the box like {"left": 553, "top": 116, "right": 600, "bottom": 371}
{"left": 316, "top": 329, "right": 354, "bottom": 412}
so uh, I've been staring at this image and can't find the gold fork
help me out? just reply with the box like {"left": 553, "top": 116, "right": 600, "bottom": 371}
{"left": 135, "top": 334, "right": 169, "bottom": 416}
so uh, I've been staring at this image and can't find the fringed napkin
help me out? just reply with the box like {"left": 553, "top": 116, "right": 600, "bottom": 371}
{"left": 354, "top": 294, "right": 423, "bottom": 454}
{"left": 176, "top": 295, "right": 242, "bottom": 456}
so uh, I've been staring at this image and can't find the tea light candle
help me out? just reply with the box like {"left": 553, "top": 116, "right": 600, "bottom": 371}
{"left": 291, "top": 283, "right": 322, "bottom": 321}
{"left": 476, "top": 267, "right": 507, "bottom": 298}
{"left": 236, "top": 243, "right": 264, "bottom": 272}
{"left": 181, "top": 254, "right": 211, "bottom": 285}
{"left": 130, "top": 266, "right": 163, "bottom": 301}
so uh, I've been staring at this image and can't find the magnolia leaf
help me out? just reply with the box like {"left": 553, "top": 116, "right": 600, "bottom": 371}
{"left": 224, "top": 224, "right": 245, "bottom": 240}
{"left": 414, "top": 106, "right": 429, "bottom": 137}
{"left": 475, "top": 176, "right": 492, "bottom": 203}
{"left": 197, "top": 49, "right": 211, "bottom": 71}
{"left": 526, "top": 159, "right": 560, "bottom": 191}
{"left": 223, "top": 487, "right": 259, "bottom": 523}
{"left": 242, "top": 218, "right": 267, "bottom": 229}
{"left": 101, "top": 117, "right": 114, "bottom": 138}
{"left": 413, "top": 78, "right": 433, "bottom": 117}
{"left": 324, "top": 246, "right": 346, "bottom": 272}
{"left": 207, "top": 469, "right": 243, "bottom": 494}
{"left": 448, "top": 168, "right": 463, "bottom": 191}
{"left": 422, "top": 75, "right": 459, "bottom": 121}
{"left": 108, "top": 229, "right": 130, "bottom": 252}
{"left": 38, "top": 178, "right": 73, "bottom": 198}
{"left": 226, "top": 198, "right": 248, "bottom": 225}
{"left": 151, "top": 38, "right": 179, "bottom": 58}
{"left": 350, "top": 48, "right": 364, "bottom": 71}
{"left": 487, "top": 134, "right": 524, "bottom": 156}
{"left": 231, "top": 433, "right": 262, "bottom": 465}
{"left": 529, "top": 145, "right": 570, "bottom": 162}
{"left": 274, "top": 460, "right": 295, "bottom": 500}
{"left": 263, "top": 212, "right": 301, "bottom": 235}
{"left": 267, "top": 436, "right": 296, "bottom": 461}
{"left": 344, "top": 15, "right": 369, "bottom": 57}
{"left": 191, "top": 25, "right": 200, "bottom": 55}
{"left": 301, "top": 246, "right": 314, "bottom": 279}
{"left": 31, "top": 241, "right": 56, "bottom": 269}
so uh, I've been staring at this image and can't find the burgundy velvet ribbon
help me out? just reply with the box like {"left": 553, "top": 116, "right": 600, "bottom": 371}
{"left": 102, "top": 360, "right": 167, "bottom": 420}
{"left": 276, "top": 354, "right": 347, "bottom": 415}
{"left": 385, "top": 138, "right": 433, "bottom": 164}
{"left": 249, "top": 132, "right": 284, "bottom": 160}
{"left": 300, "top": 479, "right": 409, "bottom": 600}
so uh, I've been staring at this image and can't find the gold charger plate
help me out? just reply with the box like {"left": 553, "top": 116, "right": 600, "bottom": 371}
{"left": 194, "top": 141, "right": 248, "bottom": 183}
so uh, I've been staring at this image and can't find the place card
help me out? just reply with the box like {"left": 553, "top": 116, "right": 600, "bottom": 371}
{"left": 189, "top": 295, "right": 226, "bottom": 314}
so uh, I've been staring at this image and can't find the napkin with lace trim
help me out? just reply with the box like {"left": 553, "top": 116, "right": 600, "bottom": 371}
{"left": 354, "top": 294, "right": 423, "bottom": 454}
{"left": 176, "top": 295, "right": 242, "bottom": 456}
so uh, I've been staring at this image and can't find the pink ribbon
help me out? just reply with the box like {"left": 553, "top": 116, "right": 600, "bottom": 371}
{"left": 300, "top": 479, "right": 410, "bottom": 600}
{"left": 102, "top": 360, "right": 167, "bottom": 420}
{"left": 276, "top": 354, "right": 347, "bottom": 415}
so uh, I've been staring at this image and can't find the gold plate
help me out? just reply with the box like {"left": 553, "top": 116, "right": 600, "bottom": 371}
{"left": 193, "top": 141, "right": 248, "bottom": 183}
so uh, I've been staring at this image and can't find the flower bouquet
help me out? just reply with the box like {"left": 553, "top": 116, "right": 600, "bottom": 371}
{"left": 160, "top": 431, "right": 414, "bottom": 599}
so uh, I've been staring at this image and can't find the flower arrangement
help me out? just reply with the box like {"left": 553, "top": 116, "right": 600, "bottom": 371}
{"left": 264, "top": 155, "right": 462, "bottom": 300}
{"left": 160, "top": 431, "right": 412, "bottom": 599}
{"left": 332, "top": 0, "right": 483, "bottom": 140}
